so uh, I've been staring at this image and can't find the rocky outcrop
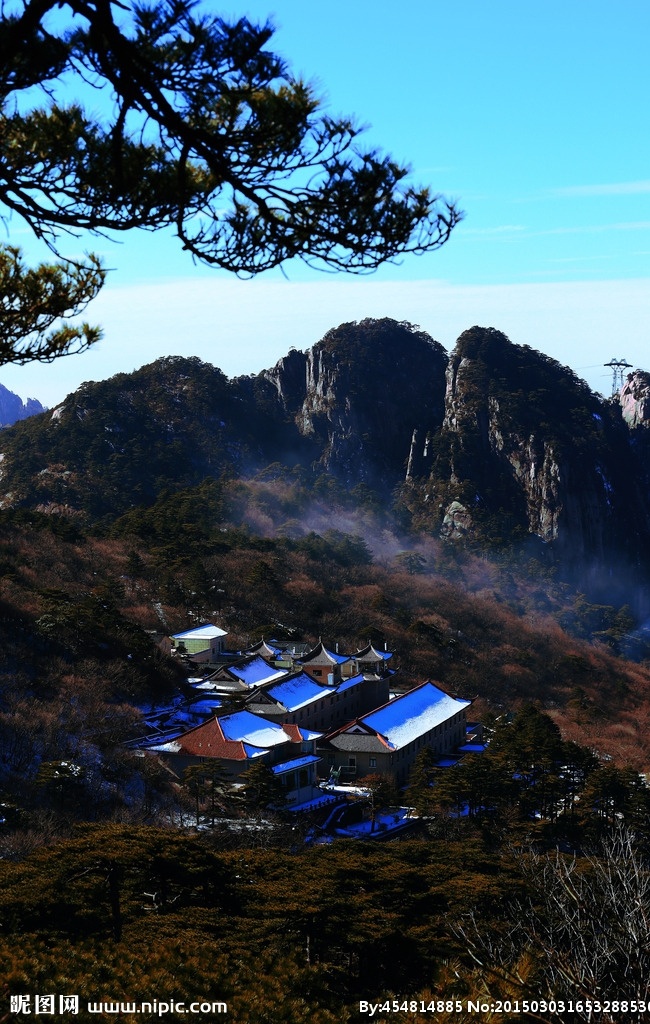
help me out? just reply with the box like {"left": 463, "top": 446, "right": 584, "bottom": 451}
{"left": 0, "top": 383, "right": 44, "bottom": 426}
{"left": 620, "top": 371, "right": 650, "bottom": 429}
{"left": 417, "top": 326, "right": 646, "bottom": 566}
{"left": 262, "top": 318, "right": 448, "bottom": 487}
{"left": 3, "top": 319, "right": 650, "bottom": 585}
{"left": 441, "top": 500, "right": 472, "bottom": 539}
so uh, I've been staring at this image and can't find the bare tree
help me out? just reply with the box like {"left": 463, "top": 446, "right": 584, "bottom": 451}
{"left": 459, "top": 827, "right": 650, "bottom": 1022}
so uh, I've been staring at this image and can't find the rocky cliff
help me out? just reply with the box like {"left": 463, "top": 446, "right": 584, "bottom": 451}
{"left": 621, "top": 371, "right": 650, "bottom": 429}
{"left": 1, "top": 320, "right": 650, "bottom": 586}
{"left": 261, "top": 318, "right": 448, "bottom": 486}
{"left": 401, "top": 327, "right": 649, "bottom": 573}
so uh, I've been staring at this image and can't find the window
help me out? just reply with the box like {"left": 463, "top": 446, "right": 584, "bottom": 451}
{"left": 369, "top": 757, "right": 377, "bottom": 768}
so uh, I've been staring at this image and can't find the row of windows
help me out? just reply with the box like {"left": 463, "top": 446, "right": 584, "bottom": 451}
{"left": 283, "top": 682, "right": 369, "bottom": 726}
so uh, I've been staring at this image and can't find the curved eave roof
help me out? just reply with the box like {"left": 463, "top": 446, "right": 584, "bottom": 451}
{"left": 299, "top": 641, "right": 350, "bottom": 666}
{"left": 355, "top": 644, "right": 393, "bottom": 661}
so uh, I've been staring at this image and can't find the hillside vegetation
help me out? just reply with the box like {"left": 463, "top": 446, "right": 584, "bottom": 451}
{"left": 2, "top": 331, "right": 650, "bottom": 1022}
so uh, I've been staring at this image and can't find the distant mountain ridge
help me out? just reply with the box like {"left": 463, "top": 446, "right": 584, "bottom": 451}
{"left": 1, "top": 318, "right": 650, "bottom": 595}
{"left": 0, "top": 382, "right": 45, "bottom": 426}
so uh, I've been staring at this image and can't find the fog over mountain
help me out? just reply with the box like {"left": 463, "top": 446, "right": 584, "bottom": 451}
{"left": 1, "top": 318, "right": 650, "bottom": 606}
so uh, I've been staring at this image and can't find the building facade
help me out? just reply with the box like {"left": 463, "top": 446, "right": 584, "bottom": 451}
{"left": 320, "top": 681, "right": 471, "bottom": 785}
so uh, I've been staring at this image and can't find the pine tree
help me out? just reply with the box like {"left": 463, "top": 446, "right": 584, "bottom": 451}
{"left": 0, "top": 0, "right": 461, "bottom": 366}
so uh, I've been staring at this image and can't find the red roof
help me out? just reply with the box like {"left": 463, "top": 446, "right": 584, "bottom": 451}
{"left": 163, "top": 713, "right": 313, "bottom": 761}
{"left": 283, "top": 723, "right": 304, "bottom": 743}
{"left": 174, "top": 718, "right": 251, "bottom": 760}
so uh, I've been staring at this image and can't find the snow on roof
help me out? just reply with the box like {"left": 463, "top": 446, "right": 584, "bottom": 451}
{"left": 337, "top": 672, "right": 366, "bottom": 693}
{"left": 266, "top": 672, "right": 327, "bottom": 710}
{"left": 229, "top": 656, "right": 288, "bottom": 687}
{"left": 299, "top": 641, "right": 350, "bottom": 665}
{"left": 263, "top": 671, "right": 366, "bottom": 711}
{"left": 219, "top": 710, "right": 295, "bottom": 748}
{"left": 271, "top": 754, "right": 321, "bottom": 775}
{"left": 358, "top": 681, "right": 471, "bottom": 751}
{"left": 241, "top": 744, "right": 271, "bottom": 759}
{"left": 320, "top": 782, "right": 372, "bottom": 798}
{"left": 289, "top": 793, "right": 339, "bottom": 812}
{"left": 147, "top": 739, "right": 182, "bottom": 753}
{"left": 298, "top": 727, "right": 322, "bottom": 741}
{"left": 172, "top": 624, "right": 227, "bottom": 640}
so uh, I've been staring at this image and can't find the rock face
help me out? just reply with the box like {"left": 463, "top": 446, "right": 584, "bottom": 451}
{"left": 0, "top": 323, "right": 448, "bottom": 516}
{"left": 262, "top": 318, "right": 448, "bottom": 487}
{"left": 408, "top": 326, "right": 647, "bottom": 568}
{"left": 0, "top": 383, "right": 44, "bottom": 426}
{"left": 620, "top": 371, "right": 650, "bottom": 429}
{"left": 2, "top": 318, "right": 650, "bottom": 586}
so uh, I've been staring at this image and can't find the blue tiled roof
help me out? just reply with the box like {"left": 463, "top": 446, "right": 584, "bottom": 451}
{"left": 229, "top": 656, "right": 287, "bottom": 687}
{"left": 359, "top": 682, "right": 471, "bottom": 751}
{"left": 298, "top": 727, "right": 322, "bottom": 741}
{"left": 299, "top": 642, "right": 350, "bottom": 666}
{"left": 219, "top": 710, "right": 292, "bottom": 747}
{"left": 326, "top": 650, "right": 351, "bottom": 664}
{"left": 242, "top": 744, "right": 270, "bottom": 759}
{"left": 271, "top": 754, "right": 321, "bottom": 775}
{"left": 337, "top": 672, "right": 366, "bottom": 693}
{"left": 266, "top": 672, "right": 327, "bottom": 710}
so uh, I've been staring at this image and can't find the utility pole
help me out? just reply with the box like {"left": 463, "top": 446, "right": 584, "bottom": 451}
{"left": 604, "top": 358, "right": 633, "bottom": 396}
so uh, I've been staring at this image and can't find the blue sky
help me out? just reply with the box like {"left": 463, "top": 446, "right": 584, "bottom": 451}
{"left": 2, "top": 0, "right": 650, "bottom": 405}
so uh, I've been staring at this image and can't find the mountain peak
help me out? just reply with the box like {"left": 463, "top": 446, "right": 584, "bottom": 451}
{"left": 0, "top": 382, "right": 45, "bottom": 426}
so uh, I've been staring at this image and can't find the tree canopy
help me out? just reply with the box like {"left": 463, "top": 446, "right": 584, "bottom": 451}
{"left": 0, "top": 245, "right": 104, "bottom": 364}
{"left": 0, "top": 0, "right": 462, "bottom": 365}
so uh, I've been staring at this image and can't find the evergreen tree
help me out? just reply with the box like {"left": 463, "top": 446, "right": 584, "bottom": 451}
{"left": 0, "top": 0, "right": 461, "bottom": 366}
{"left": 240, "top": 760, "right": 286, "bottom": 811}
{"left": 406, "top": 747, "right": 438, "bottom": 814}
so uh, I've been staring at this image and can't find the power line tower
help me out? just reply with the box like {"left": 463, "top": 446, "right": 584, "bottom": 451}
{"left": 604, "top": 358, "right": 633, "bottom": 396}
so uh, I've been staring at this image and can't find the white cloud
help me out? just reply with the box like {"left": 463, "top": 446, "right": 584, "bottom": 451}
{"left": 552, "top": 181, "right": 650, "bottom": 197}
{"left": 538, "top": 221, "right": 650, "bottom": 236}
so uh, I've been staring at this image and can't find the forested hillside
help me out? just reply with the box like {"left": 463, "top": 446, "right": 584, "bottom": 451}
{"left": 2, "top": 322, "right": 650, "bottom": 1022}
{"left": 3, "top": 320, "right": 650, "bottom": 599}
{"left": 1, "top": 475, "right": 649, "bottom": 851}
